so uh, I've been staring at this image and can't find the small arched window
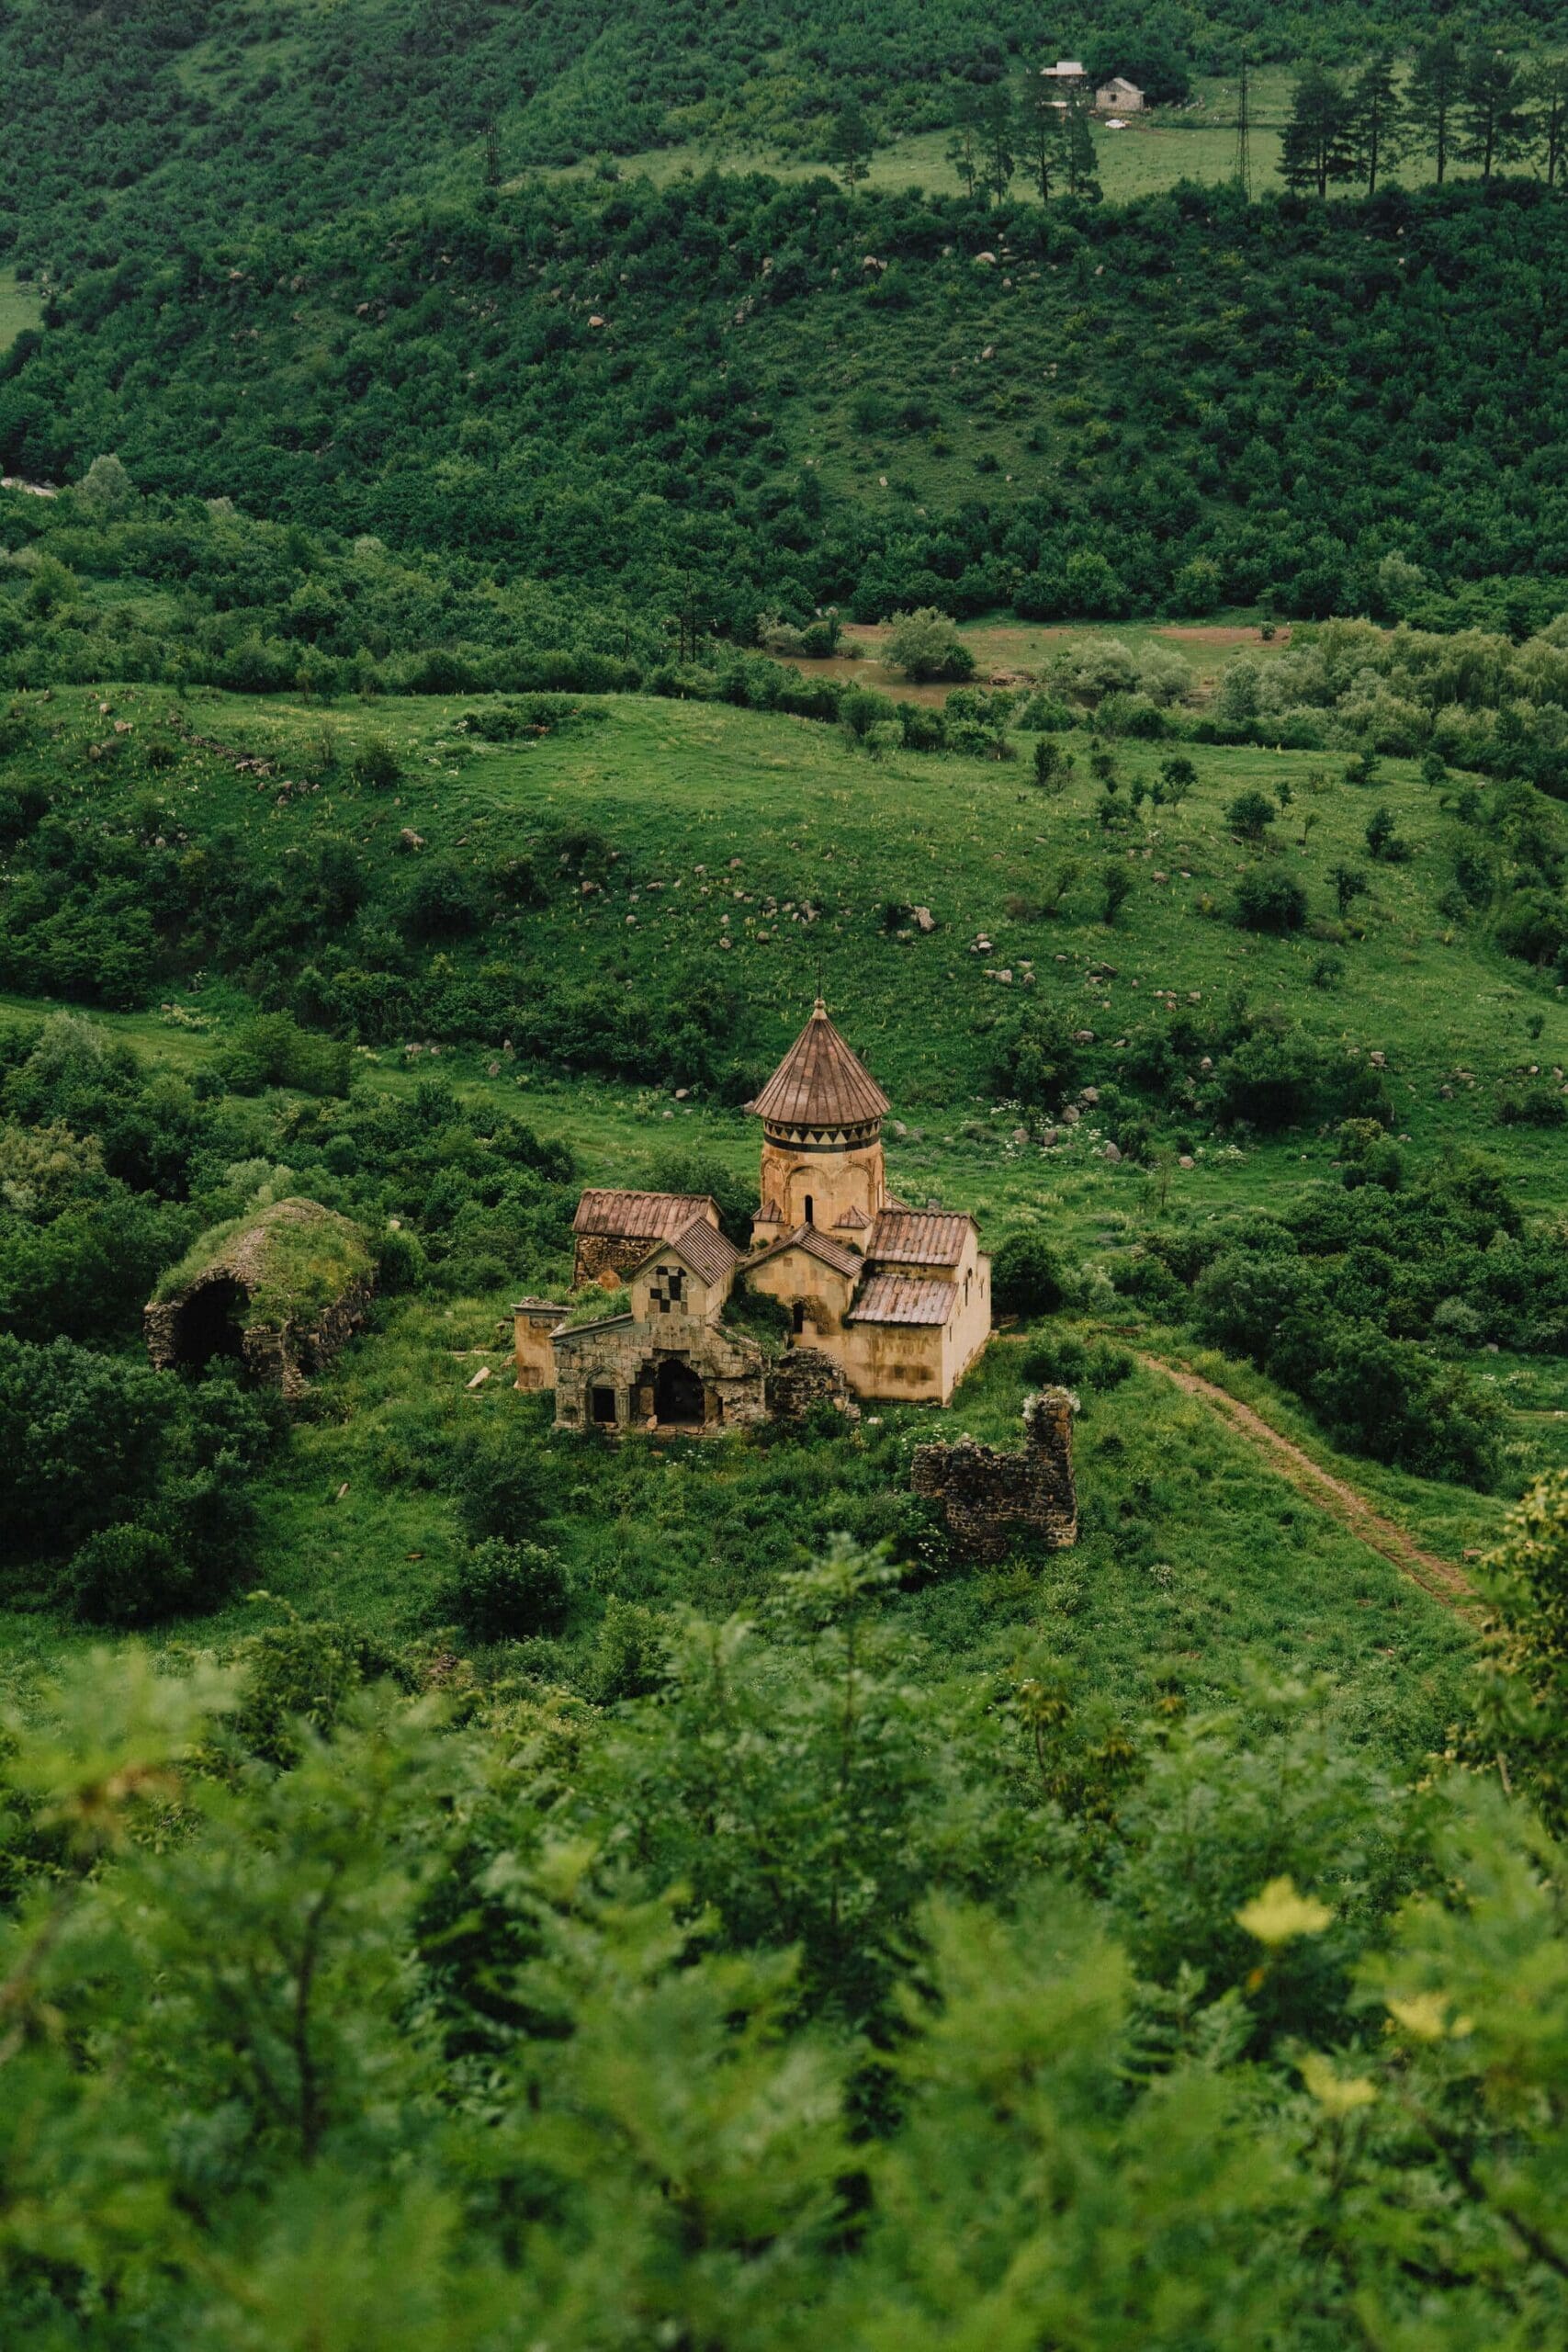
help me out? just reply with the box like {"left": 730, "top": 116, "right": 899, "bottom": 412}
{"left": 792, "top": 1302, "right": 807, "bottom": 1336}
{"left": 803, "top": 1194, "right": 815, "bottom": 1226}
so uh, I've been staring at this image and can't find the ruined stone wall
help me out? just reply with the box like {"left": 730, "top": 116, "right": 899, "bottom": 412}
{"left": 765, "top": 1347, "right": 861, "bottom": 1423}
{"left": 145, "top": 1272, "right": 374, "bottom": 1402}
{"left": 553, "top": 1317, "right": 768, "bottom": 1432}
{"left": 909, "top": 1387, "right": 1077, "bottom": 1563}
{"left": 572, "top": 1232, "right": 637, "bottom": 1287}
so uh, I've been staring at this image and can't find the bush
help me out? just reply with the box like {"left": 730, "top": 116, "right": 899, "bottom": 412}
{"left": 883, "top": 607, "right": 975, "bottom": 684}
{"left": 64, "top": 1521, "right": 189, "bottom": 1627}
{"left": 218, "top": 1012, "right": 352, "bottom": 1098}
{"left": 1213, "top": 1025, "right": 1323, "bottom": 1129}
{"left": 440, "top": 1539, "right": 571, "bottom": 1640}
{"left": 1234, "top": 868, "right": 1308, "bottom": 933}
{"left": 351, "top": 733, "right": 401, "bottom": 787}
{"left": 1226, "top": 789, "right": 1276, "bottom": 842}
{"left": 993, "top": 1005, "right": 1082, "bottom": 1109}
{"left": 992, "top": 1230, "right": 1069, "bottom": 1317}
{"left": 1495, "top": 1081, "right": 1567, "bottom": 1128}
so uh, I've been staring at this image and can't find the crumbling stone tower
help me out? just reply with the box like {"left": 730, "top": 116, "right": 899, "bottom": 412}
{"left": 910, "top": 1388, "right": 1077, "bottom": 1563}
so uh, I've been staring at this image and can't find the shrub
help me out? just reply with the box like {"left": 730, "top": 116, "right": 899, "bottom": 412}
{"left": 64, "top": 1521, "right": 188, "bottom": 1627}
{"left": 1234, "top": 867, "right": 1308, "bottom": 933}
{"left": 1213, "top": 1025, "right": 1323, "bottom": 1129}
{"left": 1365, "top": 807, "right": 1410, "bottom": 863}
{"left": 440, "top": 1539, "right": 571, "bottom": 1640}
{"left": 218, "top": 1012, "right": 352, "bottom": 1098}
{"left": 992, "top": 1230, "right": 1069, "bottom": 1317}
{"left": 351, "top": 733, "right": 401, "bottom": 787}
{"left": 993, "top": 1005, "right": 1082, "bottom": 1109}
{"left": 403, "top": 861, "right": 481, "bottom": 941}
{"left": 1226, "top": 788, "right": 1276, "bottom": 842}
{"left": 1495, "top": 1081, "right": 1567, "bottom": 1128}
{"left": 883, "top": 607, "right": 975, "bottom": 683}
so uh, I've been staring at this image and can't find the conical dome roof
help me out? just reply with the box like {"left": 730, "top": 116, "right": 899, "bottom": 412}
{"left": 748, "top": 999, "right": 890, "bottom": 1129}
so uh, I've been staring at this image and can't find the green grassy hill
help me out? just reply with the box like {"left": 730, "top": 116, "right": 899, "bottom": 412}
{"left": 0, "top": 679, "right": 1561, "bottom": 1716}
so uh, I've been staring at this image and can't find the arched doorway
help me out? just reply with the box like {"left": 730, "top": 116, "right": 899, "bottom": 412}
{"left": 171, "top": 1277, "right": 247, "bottom": 1374}
{"left": 654, "top": 1356, "right": 705, "bottom": 1427}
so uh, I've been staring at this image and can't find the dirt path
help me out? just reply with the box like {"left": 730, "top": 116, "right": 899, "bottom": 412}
{"left": 1141, "top": 1354, "right": 1479, "bottom": 1618}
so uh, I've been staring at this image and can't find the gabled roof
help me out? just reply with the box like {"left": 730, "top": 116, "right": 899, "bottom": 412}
{"left": 749, "top": 1225, "right": 863, "bottom": 1281}
{"left": 865, "top": 1210, "right": 976, "bottom": 1268}
{"left": 847, "top": 1275, "right": 958, "bottom": 1328}
{"left": 631, "top": 1216, "right": 744, "bottom": 1288}
{"left": 833, "top": 1204, "right": 872, "bottom": 1231}
{"left": 748, "top": 999, "right": 890, "bottom": 1130}
{"left": 552, "top": 1313, "right": 636, "bottom": 1347}
{"left": 573, "top": 1189, "right": 716, "bottom": 1239}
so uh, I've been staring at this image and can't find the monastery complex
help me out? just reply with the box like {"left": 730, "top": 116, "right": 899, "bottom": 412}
{"left": 514, "top": 997, "right": 992, "bottom": 1431}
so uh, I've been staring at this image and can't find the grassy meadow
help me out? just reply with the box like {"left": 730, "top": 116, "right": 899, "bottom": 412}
{"left": 0, "top": 269, "right": 40, "bottom": 355}
{"left": 4, "top": 675, "right": 1563, "bottom": 1755}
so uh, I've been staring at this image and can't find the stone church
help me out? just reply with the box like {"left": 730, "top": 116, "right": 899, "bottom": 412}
{"left": 515, "top": 997, "right": 991, "bottom": 1432}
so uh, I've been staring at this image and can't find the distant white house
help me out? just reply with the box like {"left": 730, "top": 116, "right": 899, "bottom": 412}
{"left": 1040, "top": 59, "right": 1086, "bottom": 82}
{"left": 1095, "top": 76, "right": 1145, "bottom": 112}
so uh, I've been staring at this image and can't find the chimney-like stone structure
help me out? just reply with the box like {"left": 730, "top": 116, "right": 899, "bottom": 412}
{"left": 909, "top": 1387, "right": 1077, "bottom": 1562}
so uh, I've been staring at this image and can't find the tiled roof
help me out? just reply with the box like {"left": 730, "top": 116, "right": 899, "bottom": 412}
{"left": 552, "top": 1313, "right": 636, "bottom": 1346}
{"left": 833, "top": 1204, "right": 872, "bottom": 1230}
{"left": 847, "top": 1275, "right": 958, "bottom": 1328}
{"left": 655, "top": 1216, "right": 744, "bottom": 1287}
{"left": 865, "top": 1210, "right": 975, "bottom": 1268}
{"left": 573, "top": 1189, "right": 716, "bottom": 1238}
{"left": 748, "top": 999, "right": 890, "bottom": 1129}
{"left": 750, "top": 1225, "right": 863, "bottom": 1281}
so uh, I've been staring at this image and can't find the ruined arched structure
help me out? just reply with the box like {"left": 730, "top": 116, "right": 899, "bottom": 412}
{"left": 146, "top": 1197, "right": 375, "bottom": 1402}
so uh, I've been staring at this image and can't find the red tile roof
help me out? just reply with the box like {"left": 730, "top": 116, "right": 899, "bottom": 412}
{"left": 865, "top": 1210, "right": 975, "bottom": 1268}
{"left": 847, "top": 1275, "right": 958, "bottom": 1328}
{"left": 650, "top": 1217, "right": 744, "bottom": 1287}
{"left": 573, "top": 1189, "right": 716, "bottom": 1238}
{"left": 748, "top": 999, "right": 890, "bottom": 1129}
{"left": 750, "top": 1225, "right": 863, "bottom": 1281}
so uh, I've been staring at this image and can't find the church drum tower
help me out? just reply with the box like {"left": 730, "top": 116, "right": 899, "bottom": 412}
{"left": 747, "top": 998, "right": 890, "bottom": 1249}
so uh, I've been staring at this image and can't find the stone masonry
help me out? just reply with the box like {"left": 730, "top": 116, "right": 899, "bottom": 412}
{"left": 764, "top": 1346, "right": 862, "bottom": 1424}
{"left": 909, "top": 1388, "right": 1077, "bottom": 1563}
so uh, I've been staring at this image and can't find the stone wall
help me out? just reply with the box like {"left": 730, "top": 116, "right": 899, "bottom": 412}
{"left": 909, "top": 1387, "right": 1077, "bottom": 1563}
{"left": 553, "top": 1315, "right": 768, "bottom": 1431}
{"left": 572, "top": 1232, "right": 649, "bottom": 1288}
{"left": 765, "top": 1346, "right": 862, "bottom": 1423}
{"left": 145, "top": 1272, "right": 375, "bottom": 1402}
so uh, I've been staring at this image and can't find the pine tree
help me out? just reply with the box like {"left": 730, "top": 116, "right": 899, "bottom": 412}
{"left": 978, "top": 82, "right": 1015, "bottom": 205}
{"left": 1280, "top": 65, "right": 1357, "bottom": 199}
{"left": 945, "top": 85, "right": 985, "bottom": 198}
{"left": 1350, "top": 51, "right": 1404, "bottom": 195}
{"left": 1061, "top": 81, "right": 1100, "bottom": 202}
{"left": 1406, "top": 32, "right": 1463, "bottom": 182}
{"left": 1019, "top": 76, "right": 1059, "bottom": 204}
{"left": 827, "top": 97, "right": 874, "bottom": 195}
{"left": 1460, "top": 50, "right": 1532, "bottom": 182}
{"left": 1530, "top": 58, "right": 1568, "bottom": 187}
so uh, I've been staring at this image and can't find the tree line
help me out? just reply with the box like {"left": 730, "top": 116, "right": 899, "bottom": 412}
{"left": 1282, "top": 38, "right": 1568, "bottom": 195}
{"left": 825, "top": 39, "right": 1568, "bottom": 206}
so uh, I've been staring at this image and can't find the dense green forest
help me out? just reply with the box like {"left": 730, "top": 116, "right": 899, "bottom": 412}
{"left": 5, "top": 0, "right": 1567, "bottom": 273}
{"left": 6, "top": 5, "right": 1568, "bottom": 2343}
{"left": 7, "top": 178, "right": 1568, "bottom": 650}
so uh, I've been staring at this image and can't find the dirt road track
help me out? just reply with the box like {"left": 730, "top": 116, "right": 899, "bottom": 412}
{"left": 1142, "top": 1355, "right": 1479, "bottom": 1619}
